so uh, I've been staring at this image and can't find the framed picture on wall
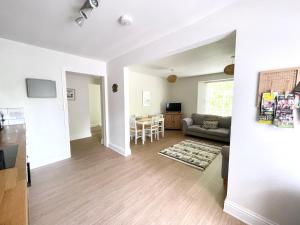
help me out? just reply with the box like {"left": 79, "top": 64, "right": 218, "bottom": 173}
{"left": 143, "top": 91, "right": 151, "bottom": 106}
{"left": 67, "top": 88, "right": 75, "bottom": 101}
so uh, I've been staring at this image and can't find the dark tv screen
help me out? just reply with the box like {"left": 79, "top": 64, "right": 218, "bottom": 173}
{"left": 26, "top": 78, "right": 57, "bottom": 98}
{"left": 166, "top": 103, "right": 181, "bottom": 112}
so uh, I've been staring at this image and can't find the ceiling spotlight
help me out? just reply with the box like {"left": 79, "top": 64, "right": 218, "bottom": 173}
{"left": 82, "top": 0, "right": 99, "bottom": 9}
{"left": 118, "top": 15, "right": 133, "bottom": 26}
{"left": 80, "top": 7, "right": 93, "bottom": 19}
{"left": 75, "top": 0, "right": 99, "bottom": 27}
{"left": 80, "top": 0, "right": 99, "bottom": 19}
{"left": 75, "top": 17, "right": 85, "bottom": 27}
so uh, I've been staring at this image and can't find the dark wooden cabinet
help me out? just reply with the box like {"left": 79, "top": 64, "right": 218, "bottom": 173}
{"left": 164, "top": 113, "right": 183, "bottom": 130}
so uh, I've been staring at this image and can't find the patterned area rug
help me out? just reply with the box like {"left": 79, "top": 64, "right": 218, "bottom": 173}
{"left": 158, "top": 140, "right": 222, "bottom": 170}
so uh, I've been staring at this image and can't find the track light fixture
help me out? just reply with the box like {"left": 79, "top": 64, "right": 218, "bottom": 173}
{"left": 75, "top": 16, "right": 85, "bottom": 27}
{"left": 80, "top": 7, "right": 93, "bottom": 19}
{"left": 75, "top": 0, "right": 99, "bottom": 27}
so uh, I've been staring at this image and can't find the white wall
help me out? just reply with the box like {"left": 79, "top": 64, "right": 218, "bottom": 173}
{"left": 107, "top": 1, "right": 300, "bottom": 224}
{"left": 197, "top": 81, "right": 207, "bottom": 114}
{"left": 129, "top": 70, "right": 169, "bottom": 116}
{"left": 89, "top": 83, "right": 101, "bottom": 127}
{"left": 168, "top": 73, "right": 229, "bottom": 117}
{"left": 0, "top": 38, "right": 106, "bottom": 168}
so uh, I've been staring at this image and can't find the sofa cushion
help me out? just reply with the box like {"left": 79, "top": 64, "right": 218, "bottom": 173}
{"left": 205, "top": 128, "right": 230, "bottom": 137}
{"left": 191, "top": 113, "right": 231, "bottom": 129}
{"left": 218, "top": 116, "right": 231, "bottom": 129}
{"left": 191, "top": 114, "right": 219, "bottom": 125}
{"left": 191, "top": 114, "right": 205, "bottom": 125}
{"left": 187, "top": 125, "right": 230, "bottom": 138}
{"left": 203, "top": 120, "right": 218, "bottom": 129}
{"left": 186, "top": 125, "right": 207, "bottom": 133}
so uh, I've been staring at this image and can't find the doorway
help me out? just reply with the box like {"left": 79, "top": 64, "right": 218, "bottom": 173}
{"left": 125, "top": 31, "right": 236, "bottom": 207}
{"left": 89, "top": 82, "right": 102, "bottom": 140}
{"left": 64, "top": 71, "right": 105, "bottom": 156}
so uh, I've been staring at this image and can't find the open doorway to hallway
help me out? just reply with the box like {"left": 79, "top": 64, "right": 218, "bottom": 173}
{"left": 65, "top": 72, "right": 104, "bottom": 156}
{"left": 88, "top": 81, "right": 102, "bottom": 140}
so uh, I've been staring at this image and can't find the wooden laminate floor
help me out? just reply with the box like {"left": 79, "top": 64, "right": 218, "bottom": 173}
{"left": 29, "top": 131, "right": 244, "bottom": 225}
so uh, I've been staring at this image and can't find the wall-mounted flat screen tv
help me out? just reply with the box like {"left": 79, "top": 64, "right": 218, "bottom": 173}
{"left": 26, "top": 78, "right": 57, "bottom": 98}
{"left": 166, "top": 103, "right": 181, "bottom": 112}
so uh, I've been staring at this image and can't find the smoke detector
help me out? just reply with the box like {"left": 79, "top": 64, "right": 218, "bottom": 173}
{"left": 118, "top": 15, "right": 133, "bottom": 26}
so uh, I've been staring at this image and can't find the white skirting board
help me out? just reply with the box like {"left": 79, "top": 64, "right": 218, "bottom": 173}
{"left": 70, "top": 132, "right": 92, "bottom": 141}
{"left": 31, "top": 154, "right": 71, "bottom": 169}
{"left": 108, "top": 143, "right": 130, "bottom": 157}
{"left": 224, "top": 200, "right": 280, "bottom": 225}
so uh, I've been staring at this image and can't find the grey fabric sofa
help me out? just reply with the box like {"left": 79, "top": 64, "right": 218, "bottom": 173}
{"left": 182, "top": 113, "right": 231, "bottom": 142}
{"left": 221, "top": 146, "right": 230, "bottom": 187}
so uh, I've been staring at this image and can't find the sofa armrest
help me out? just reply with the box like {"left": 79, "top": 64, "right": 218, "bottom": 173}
{"left": 221, "top": 146, "right": 230, "bottom": 180}
{"left": 182, "top": 118, "right": 193, "bottom": 133}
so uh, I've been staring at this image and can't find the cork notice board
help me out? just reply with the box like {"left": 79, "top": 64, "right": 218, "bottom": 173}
{"left": 257, "top": 67, "right": 300, "bottom": 106}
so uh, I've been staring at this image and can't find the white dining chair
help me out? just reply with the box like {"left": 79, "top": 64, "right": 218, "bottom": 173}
{"left": 130, "top": 116, "right": 143, "bottom": 144}
{"left": 158, "top": 114, "right": 164, "bottom": 138}
{"left": 145, "top": 116, "right": 160, "bottom": 142}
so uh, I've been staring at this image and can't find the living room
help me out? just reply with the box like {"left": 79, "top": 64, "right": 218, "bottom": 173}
{"left": 128, "top": 33, "right": 235, "bottom": 145}
{"left": 107, "top": 1, "right": 300, "bottom": 224}
{"left": 1, "top": 1, "right": 300, "bottom": 225}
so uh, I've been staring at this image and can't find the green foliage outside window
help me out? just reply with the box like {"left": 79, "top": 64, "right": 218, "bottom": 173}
{"left": 205, "top": 81, "right": 234, "bottom": 116}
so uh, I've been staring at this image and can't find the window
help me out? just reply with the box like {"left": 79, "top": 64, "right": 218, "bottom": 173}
{"left": 205, "top": 80, "right": 234, "bottom": 116}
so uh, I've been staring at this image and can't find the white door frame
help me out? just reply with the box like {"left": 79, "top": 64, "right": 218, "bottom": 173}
{"left": 61, "top": 69, "right": 109, "bottom": 157}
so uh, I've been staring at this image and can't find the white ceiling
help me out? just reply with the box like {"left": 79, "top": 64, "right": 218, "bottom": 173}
{"left": 0, "top": 0, "right": 238, "bottom": 61}
{"left": 129, "top": 33, "right": 236, "bottom": 77}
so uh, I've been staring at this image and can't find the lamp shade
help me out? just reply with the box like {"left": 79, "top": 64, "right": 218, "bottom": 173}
{"left": 167, "top": 75, "right": 177, "bottom": 83}
{"left": 224, "top": 64, "right": 235, "bottom": 75}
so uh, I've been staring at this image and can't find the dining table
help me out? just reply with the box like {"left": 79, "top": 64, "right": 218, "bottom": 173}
{"left": 136, "top": 117, "right": 164, "bottom": 144}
